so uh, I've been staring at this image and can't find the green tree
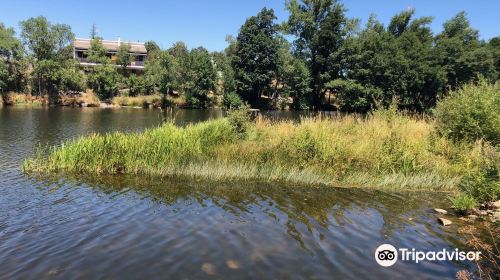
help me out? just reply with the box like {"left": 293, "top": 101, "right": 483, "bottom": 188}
{"left": 435, "top": 12, "right": 495, "bottom": 89}
{"left": 167, "top": 41, "right": 191, "bottom": 93}
{"left": 87, "top": 65, "right": 122, "bottom": 100}
{"left": 213, "top": 51, "right": 235, "bottom": 95}
{"left": 284, "top": 58, "right": 312, "bottom": 110}
{"left": 20, "top": 16, "right": 73, "bottom": 61}
{"left": 0, "top": 22, "right": 27, "bottom": 93}
{"left": 232, "top": 8, "right": 280, "bottom": 105}
{"left": 87, "top": 38, "right": 108, "bottom": 64}
{"left": 20, "top": 16, "right": 76, "bottom": 101}
{"left": 186, "top": 47, "right": 217, "bottom": 107}
{"left": 145, "top": 40, "right": 160, "bottom": 54}
{"left": 116, "top": 43, "right": 132, "bottom": 72}
{"left": 285, "top": 0, "right": 351, "bottom": 108}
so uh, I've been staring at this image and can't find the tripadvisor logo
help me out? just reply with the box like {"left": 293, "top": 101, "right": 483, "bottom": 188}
{"left": 375, "top": 244, "right": 398, "bottom": 267}
{"left": 375, "top": 244, "right": 481, "bottom": 267}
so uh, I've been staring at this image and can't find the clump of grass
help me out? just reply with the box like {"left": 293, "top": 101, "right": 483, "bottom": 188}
{"left": 2, "top": 92, "right": 47, "bottom": 106}
{"left": 77, "top": 89, "right": 101, "bottom": 106}
{"left": 450, "top": 194, "right": 477, "bottom": 215}
{"left": 23, "top": 107, "right": 497, "bottom": 191}
{"left": 112, "top": 94, "right": 162, "bottom": 108}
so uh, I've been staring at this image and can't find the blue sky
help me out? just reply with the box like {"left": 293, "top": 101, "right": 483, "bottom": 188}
{"left": 1, "top": 0, "right": 499, "bottom": 51}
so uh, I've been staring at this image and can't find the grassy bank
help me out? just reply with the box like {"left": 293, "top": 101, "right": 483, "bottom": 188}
{"left": 23, "top": 108, "right": 497, "bottom": 192}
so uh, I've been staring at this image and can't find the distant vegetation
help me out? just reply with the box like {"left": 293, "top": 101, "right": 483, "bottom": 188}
{"left": 1, "top": 0, "right": 499, "bottom": 111}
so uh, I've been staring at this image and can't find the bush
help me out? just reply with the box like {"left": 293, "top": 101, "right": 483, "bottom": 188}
{"left": 326, "top": 79, "right": 382, "bottom": 113}
{"left": 223, "top": 91, "right": 243, "bottom": 109}
{"left": 127, "top": 74, "right": 146, "bottom": 96}
{"left": 434, "top": 80, "right": 500, "bottom": 144}
{"left": 87, "top": 65, "right": 123, "bottom": 100}
{"left": 226, "top": 105, "right": 251, "bottom": 135}
{"left": 450, "top": 194, "right": 477, "bottom": 215}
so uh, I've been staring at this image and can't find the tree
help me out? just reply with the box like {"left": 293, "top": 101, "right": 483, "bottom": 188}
{"left": 186, "top": 47, "right": 217, "bottom": 107}
{"left": 156, "top": 51, "right": 177, "bottom": 95}
{"left": 90, "top": 23, "right": 98, "bottom": 39}
{"left": 116, "top": 43, "right": 132, "bottom": 72}
{"left": 20, "top": 16, "right": 73, "bottom": 61}
{"left": 0, "top": 22, "right": 27, "bottom": 93}
{"left": 145, "top": 40, "right": 160, "bottom": 54}
{"left": 232, "top": 8, "right": 280, "bottom": 105}
{"left": 87, "top": 64, "right": 121, "bottom": 100}
{"left": 435, "top": 12, "right": 495, "bottom": 90}
{"left": 213, "top": 51, "right": 235, "bottom": 95}
{"left": 19, "top": 16, "right": 76, "bottom": 101}
{"left": 325, "top": 79, "right": 381, "bottom": 112}
{"left": 167, "top": 41, "right": 191, "bottom": 93}
{"left": 285, "top": 0, "right": 350, "bottom": 107}
{"left": 87, "top": 38, "right": 108, "bottom": 64}
{"left": 284, "top": 58, "right": 312, "bottom": 110}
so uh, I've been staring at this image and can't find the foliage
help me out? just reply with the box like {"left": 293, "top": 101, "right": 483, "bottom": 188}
{"left": 223, "top": 91, "right": 244, "bottom": 109}
{"left": 87, "top": 38, "right": 108, "bottom": 64}
{"left": 0, "top": 22, "right": 27, "bottom": 93}
{"left": 185, "top": 47, "right": 216, "bottom": 107}
{"left": 435, "top": 12, "right": 496, "bottom": 89}
{"left": 326, "top": 79, "right": 381, "bottom": 112}
{"left": 226, "top": 105, "right": 251, "bottom": 134}
{"left": 87, "top": 65, "right": 122, "bottom": 100}
{"left": 145, "top": 40, "right": 160, "bottom": 54}
{"left": 450, "top": 194, "right": 477, "bottom": 214}
{"left": 19, "top": 16, "right": 76, "bottom": 101}
{"left": 284, "top": 58, "right": 312, "bottom": 110}
{"left": 285, "top": 0, "right": 351, "bottom": 107}
{"left": 20, "top": 16, "right": 74, "bottom": 61}
{"left": 232, "top": 8, "right": 280, "bottom": 105}
{"left": 213, "top": 51, "right": 236, "bottom": 95}
{"left": 434, "top": 80, "right": 500, "bottom": 144}
{"left": 116, "top": 43, "right": 132, "bottom": 71}
{"left": 127, "top": 74, "right": 150, "bottom": 96}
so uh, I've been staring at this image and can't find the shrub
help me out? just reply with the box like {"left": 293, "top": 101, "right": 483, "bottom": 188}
{"left": 223, "top": 91, "right": 243, "bottom": 109}
{"left": 127, "top": 74, "right": 146, "bottom": 96}
{"left": 87, "top": 65, "right": 123, "bottom": 100}
{"left": 226, "top": 105, "right": 251, "bottom": 135}
{"left": 434, "top": 80, "right": 500, "bottom": 144}
{"left": 326, "top": 79, "right": 382, "bottom": 113}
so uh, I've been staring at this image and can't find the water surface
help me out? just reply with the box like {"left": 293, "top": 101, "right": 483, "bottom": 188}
{"left": 0, "top": 107, "right": 474, "bottom": 279}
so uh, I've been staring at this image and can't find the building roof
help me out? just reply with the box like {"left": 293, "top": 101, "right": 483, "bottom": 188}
{"left": 73, "top": 38, "right": 147, "bottom": 54}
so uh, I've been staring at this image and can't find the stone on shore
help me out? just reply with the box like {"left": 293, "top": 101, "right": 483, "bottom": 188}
{"left": 434, "top": 208, "right": 448, "bottom": 215}
{"left": 438, "top": 218, "right": 452, "bottom": 226}
{"left": 492, "top": 200, "right": 500, "bottom": 209}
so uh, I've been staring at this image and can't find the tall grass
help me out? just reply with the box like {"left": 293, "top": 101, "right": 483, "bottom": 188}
{"left": 23, "top": 109, "right": 497, "bottom": 191}
{"left": 112, "top": 94, "right": 162, "bottom": 108}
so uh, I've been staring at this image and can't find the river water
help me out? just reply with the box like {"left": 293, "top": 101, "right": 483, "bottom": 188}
{"left": 0, "top": 107, "right": 475, "bottom": 279}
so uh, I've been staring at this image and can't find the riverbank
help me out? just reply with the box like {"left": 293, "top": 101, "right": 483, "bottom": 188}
{"left": 23, "top": 108, "right": 495, "bottom": 192}
{"left": 1, "top": 92, "right": 188, "bottom": 109}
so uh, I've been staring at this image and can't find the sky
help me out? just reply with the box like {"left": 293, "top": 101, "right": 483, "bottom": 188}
{"left": 1, "top": 0, "right": 499, "bottom": 51}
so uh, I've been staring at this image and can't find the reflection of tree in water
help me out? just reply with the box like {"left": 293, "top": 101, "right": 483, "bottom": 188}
{"left": 30, "top": 173, "right": 461, "bottom": 250}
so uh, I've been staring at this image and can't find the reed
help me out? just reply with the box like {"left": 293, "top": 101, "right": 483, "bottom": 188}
{"left": 23, "top": 109, "right": 497, "bottom": 192}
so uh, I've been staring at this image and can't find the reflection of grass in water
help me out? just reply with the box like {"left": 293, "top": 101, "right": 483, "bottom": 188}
{"left": 28, "top": 171, "right": 460, "bottom": 254}
{"left": 23, "top": 111, "right": 492, "bottom": 191}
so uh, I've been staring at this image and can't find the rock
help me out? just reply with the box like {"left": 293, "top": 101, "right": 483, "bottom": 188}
{"left": 434, "top": 208, "right": 448, "bottom": 215}
{"left": 492, "top": 200, "right": 500, "bottom": 209}
{"left": 438, "top": 218, "right": 452, "bottom": 226}
{"left": 492, "top": 211, "right": 500, "bottom": 223}
{"left": 467, "top": 214, "right": 478, "bottom": 220}
{"left": 472, "top": 208, "right": 488, "bottom": 216}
